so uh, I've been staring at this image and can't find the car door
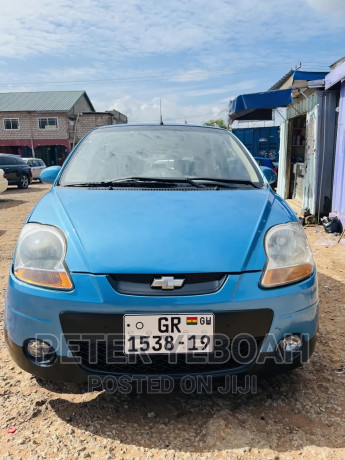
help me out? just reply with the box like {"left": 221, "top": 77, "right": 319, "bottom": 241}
{"left": 35, "top": 159, "right": 46, "bottom": 179}
{"left": 28, "top": 159, "right": 38, "bottom": 179}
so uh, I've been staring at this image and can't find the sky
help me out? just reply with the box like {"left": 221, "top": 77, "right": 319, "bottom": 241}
{"left": 0, "top": 0, "right": 345, "bottom": 125}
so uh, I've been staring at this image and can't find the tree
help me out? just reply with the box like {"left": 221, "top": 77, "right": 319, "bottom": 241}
{"left": 203, "top": 119, "right": 227, "bottom": 129}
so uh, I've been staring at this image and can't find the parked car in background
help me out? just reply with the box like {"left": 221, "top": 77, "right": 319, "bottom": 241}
{"left": 22, "top": 158, "right": 46, "bottom": 181}
{"left": 5, "top": 124, "right": 317, "bottom": 383}
{"left": 0, "top": 168, "right": 8, "bottom": 194}
{"left": 0, "top": 154, "right": 32, "bottom": 189}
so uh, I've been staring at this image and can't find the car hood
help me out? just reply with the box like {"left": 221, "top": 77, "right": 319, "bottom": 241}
{"left": 28, "top": 187, "right": 296, "bottom": 274}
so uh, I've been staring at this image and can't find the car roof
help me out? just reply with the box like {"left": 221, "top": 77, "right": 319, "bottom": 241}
{"left": 93, "top": 123, "right": 228, "bottom": 132}
{"left": 254, "top": 156, "right": 271, "bottom": 161}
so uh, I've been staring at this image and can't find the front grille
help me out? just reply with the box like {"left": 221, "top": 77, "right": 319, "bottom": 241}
{"left": 67, "top": 335, "right": 264, "bottom": 375}
{"left": 60, "top": 311, "right": 273, "bottom": 376}
{"left": 108, "top": 273, "right": 227, "bottom": 296}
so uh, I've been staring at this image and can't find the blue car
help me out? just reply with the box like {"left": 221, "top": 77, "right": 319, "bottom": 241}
{"left": 4, "top": 124, "right": 318, "bottom": 384}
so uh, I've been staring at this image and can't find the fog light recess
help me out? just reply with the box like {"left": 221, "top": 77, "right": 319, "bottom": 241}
{"left": 25, "top": 339, "right": 56, "bottom": 366}
{"left": 278, "top": 335, "right": 303, "bottom": 353}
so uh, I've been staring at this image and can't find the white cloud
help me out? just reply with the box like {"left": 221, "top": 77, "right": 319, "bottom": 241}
{"left": 306, "top": 0, "right": 345, "bottom": 13}
{"left": 0, "top": 0, "right": 344, "bottom": 60}
{"left": 171, "top": 70, "right": 227, "bottom": 83}
{"left": 184, "top": 80, "right": 257, "bottom": 97}
{"left": 107, "top": 95, "right": 227, "bottom": 124}
{"left": 0, "top": 0, "right": 344, "bottom": 125}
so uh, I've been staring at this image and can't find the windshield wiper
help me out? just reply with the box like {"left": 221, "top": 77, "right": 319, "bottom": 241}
{"left": 186, "top": 177, "right": 263, "bottom": 189}
{"left": 62, "top": 177, "right": 263, "bottom": 189}
{"left": 115, "top": 177, "right": 206, "bottom": 188}
{"left": 63, "top": 177, "right": 205, "bottom": 188}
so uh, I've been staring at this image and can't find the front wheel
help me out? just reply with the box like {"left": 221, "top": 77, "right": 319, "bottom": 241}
{"left": 18, "top": 174, "right": 29, "bottom": 189}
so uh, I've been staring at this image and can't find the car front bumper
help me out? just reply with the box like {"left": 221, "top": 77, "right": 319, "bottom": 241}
{"left": 5, "top": 269, "right": 319, "bottom": 382}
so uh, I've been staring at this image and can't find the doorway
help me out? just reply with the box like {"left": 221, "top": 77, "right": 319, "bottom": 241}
{"left": 35, "top": 145, "right": 69, "bottom": 166}
{"left": 288, "top": 114, "right": 306, "bottom": 203}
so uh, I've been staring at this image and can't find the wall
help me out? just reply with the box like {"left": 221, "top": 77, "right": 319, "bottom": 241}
{"left": 107, "top": 110, "right": 128, "bottom": 124}
{"left": 0, "top": 111, "right": 69, "bottom": 141}
{"left": 278, "top": 89, "right": 338, "bottom": 216}
{"left": 232, "top": 126, "right": 280, "bottom": 162}
{"left": 330, "top": 81, "right": 345, "bottom": 223}
{"left": 286, "top": 93, "right": 318, "bottom": 120}
{"left": 71, "top": 113, "right": 113, "bottom": 143}
{"left": 314, "top": 90, "right": 338, "bottom": 218}
{"left": 68, "top": 94, "right": 94, "bottom": 116}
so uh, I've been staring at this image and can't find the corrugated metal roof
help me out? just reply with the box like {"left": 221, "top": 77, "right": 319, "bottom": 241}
{"left": 0, "top": 91, "right": 90, "bottom": 112}
{"left": 269, "top": 70, "right": 328, "bottom": 91}
{"left": 269, "top": 70, "right": 293, "bottom": 91}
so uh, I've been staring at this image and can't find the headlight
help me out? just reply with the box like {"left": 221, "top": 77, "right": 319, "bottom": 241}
{"left": 14, "top": 223, "right": 73, "bottom": 290}
{"left": 261, "top": 222, "right": 314, "bottom": 288}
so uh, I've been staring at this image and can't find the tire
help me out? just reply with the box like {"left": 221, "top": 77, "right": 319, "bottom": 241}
{"left": 18, "top": 174, "right": 29, "bottom": 189}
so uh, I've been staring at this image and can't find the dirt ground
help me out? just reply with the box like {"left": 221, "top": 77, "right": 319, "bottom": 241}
{"left": 0, "top": 183, "right": 344, "bottom": 460}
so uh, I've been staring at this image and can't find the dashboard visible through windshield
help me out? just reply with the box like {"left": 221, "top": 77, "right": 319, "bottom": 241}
{"left": 59, "top": 125, "right": 263, "bottom": 188}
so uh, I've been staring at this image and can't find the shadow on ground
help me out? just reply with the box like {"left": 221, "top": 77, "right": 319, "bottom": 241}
{"left": 0, "top": 199, "right": 25, "bottom": 210}
{"left": 36, "top": 273, "right": 345, "bottom": 452}
{"left": 4, "top": 186, "right": 41, "bottom": 194}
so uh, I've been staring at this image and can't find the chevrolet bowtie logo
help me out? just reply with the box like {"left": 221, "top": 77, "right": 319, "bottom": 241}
{"left": 151, "top": 276, "right": 185, "bottom": 290}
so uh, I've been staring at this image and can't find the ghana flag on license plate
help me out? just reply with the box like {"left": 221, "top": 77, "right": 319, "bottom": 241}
{"left": 187, "top": 316, "right": 198, "bottom": 325}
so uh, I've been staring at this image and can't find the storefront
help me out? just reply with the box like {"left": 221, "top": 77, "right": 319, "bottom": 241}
{"left": 0, "top": 139, "right": 70, "bottom": 166}
{"left": 229, "top": 71, "right": 337, "bottom": 218}
{"left": 33, "top": 140, "right": 70, "bottom": 166}
{"left": 0, "top": 140, "right": 34, "bottom": 157}
{"left": 278, "top": 90, "right": 337, "bottom": 218}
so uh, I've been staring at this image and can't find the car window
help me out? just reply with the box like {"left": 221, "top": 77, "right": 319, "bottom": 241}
{"left": 15, "top": 157, "right": 26, "bottom": 165}
{"left": 6, "top": 156, "right": 18, "bottom": 165}
{"left": 60, "top": 126, "right": 263, "bottom": 186}
{"left": 0, "top": 156, "right": 8, "bottom": 166}
{"left": 255, "top": 159, "right": 265, "bottom": 167}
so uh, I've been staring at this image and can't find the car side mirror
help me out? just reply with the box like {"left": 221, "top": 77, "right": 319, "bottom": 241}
{"left": 260, "top": 166, "right": 276, "bottom": 185}
{"left": 40, "top": 166, "right": 61, "bottom": 184}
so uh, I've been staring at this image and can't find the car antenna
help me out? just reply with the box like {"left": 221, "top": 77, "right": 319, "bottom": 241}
{"left": 160, "top": 99, "right": 164, "bottom": 125}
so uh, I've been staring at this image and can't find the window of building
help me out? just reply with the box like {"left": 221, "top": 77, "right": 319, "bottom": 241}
{"left": 38, "top": 117, "right": 58, "bottom": 130}
{"left": 4, "top": 118, "right": 19, "bottom": 130}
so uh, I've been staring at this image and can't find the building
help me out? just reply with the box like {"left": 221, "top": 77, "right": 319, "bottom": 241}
{"left": 68, "top": 110, "right": 128, "bottom": 150}
{"left": 325, "top": 58, "right": 345, "bottom": 226}
{"left": 0, "top": 91, "right": 127, "bottom": 166}
{"left": 229, "top": 70, "right": 339, "bottom": 219}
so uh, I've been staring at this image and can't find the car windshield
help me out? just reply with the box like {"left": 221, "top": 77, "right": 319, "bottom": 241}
{"left": 59, "top": 125, "right": 263, "bottom": 187}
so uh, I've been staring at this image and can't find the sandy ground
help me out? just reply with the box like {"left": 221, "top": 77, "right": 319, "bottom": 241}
{"left": 0, "top": 183, "right": 344, "bottom": 460}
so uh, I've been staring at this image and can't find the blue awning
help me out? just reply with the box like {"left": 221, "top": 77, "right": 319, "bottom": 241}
{"left": 292, "top": 70, "right": 328, "bottom": 81}
{"left": 229, "top": 71, "right": 328, "bottom": 122}
{"left": 229, "top": 88, "right": 293, "bottom": 122}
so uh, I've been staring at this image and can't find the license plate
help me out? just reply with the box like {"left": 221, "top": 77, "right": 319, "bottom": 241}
{"left": 124, "top": 314, "right": 214, "bottom": 354}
